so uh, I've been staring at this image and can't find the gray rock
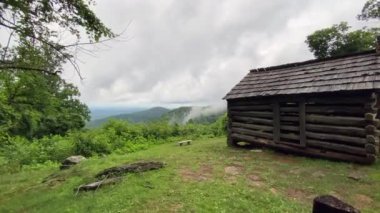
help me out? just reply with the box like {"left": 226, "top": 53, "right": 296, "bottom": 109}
{"left": 347, "top": 172, "right": 364, "bottom": 181}
{"left": 60, "top": 155, "right": 86, "bottom": 170}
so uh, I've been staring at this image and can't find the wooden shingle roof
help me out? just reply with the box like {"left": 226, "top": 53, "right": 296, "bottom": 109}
{"left": 224, "top": 50, "right": 380, "bottom": 100}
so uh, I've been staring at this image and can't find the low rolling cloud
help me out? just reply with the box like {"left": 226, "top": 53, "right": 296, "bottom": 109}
{"left": 62, "top": 0, "right": 375, "bottom": 108}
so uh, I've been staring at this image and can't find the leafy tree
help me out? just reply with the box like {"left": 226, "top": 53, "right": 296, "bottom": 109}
{"left": 306, "top": 0, "right": 379, "bottom": 59}
{"left": 358, "top": 0, "right": 380, "bottom": 20}
{"left": 306, "top": 22, "right": 379, "bottom": 59}
{"left": 0, "top": 42, "right": 90, "bottom": 139}
{"left": 0, "top": 0, "right": 114, "bottom": 75}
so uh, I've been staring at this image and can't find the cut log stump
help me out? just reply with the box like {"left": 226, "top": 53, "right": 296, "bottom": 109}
{"left": 312, "top": 195, "right": 360, "bottom": 213}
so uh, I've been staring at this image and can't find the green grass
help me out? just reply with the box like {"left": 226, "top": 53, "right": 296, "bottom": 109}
{"left": 0, "top": 137, "right": 379, "bottom": 212}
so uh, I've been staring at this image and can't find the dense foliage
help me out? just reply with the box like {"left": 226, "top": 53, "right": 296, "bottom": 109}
{"left": 0, "top": 42, "right": 90, "bottom": 139}
{"left": 358, "top": 0, "right": 380, "bottom": 20}
{"left": 0, "top": 0, "right": 114, "bottom": 74}
{"left": 305, "top": 22, "right": 379, "bottom": 59}
{"left": 0, "top": 114, "right": 227, "bottom": 172}
{"left": 306, "top": 1, "right": 379, "bottom": 59}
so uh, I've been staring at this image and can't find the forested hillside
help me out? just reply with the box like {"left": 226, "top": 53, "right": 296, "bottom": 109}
{"left": 88, "top": 106, "right": 226, "bottom": 127}
{"left": 87, "top": 107, "right": 170, "bottom": 127}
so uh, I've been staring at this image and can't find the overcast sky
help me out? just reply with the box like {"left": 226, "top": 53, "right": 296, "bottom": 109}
{"left": 62, "top": 0, "right": 376, "bottom": 108}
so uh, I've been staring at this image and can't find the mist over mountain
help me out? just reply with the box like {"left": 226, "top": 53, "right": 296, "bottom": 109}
{"left": 87, "top": 105, "right": 227, "bottom": 128}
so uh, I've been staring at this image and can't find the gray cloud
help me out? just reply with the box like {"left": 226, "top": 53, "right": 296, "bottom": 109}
{"left": 62, "top": 0, "right": 370, "bottom": 107}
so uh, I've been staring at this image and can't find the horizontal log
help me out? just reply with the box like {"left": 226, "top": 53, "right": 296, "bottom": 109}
{"left": 281, "top": 105, "right": 375, "bottom": 115}
{"left": 231, "top": 127, "right": 273, "bottom": 139}
{"left": 306, "top": 124, "right": 366, "bottom": 137}
{"left": 231, "top": 133, "right": 272, "bottom": 145}
{"left": 231, "top": 122, "right": 273, "bottom": 132}
{"left": 281, "top": 116, "right": 299, "bottom": 122}
{"left": 307, "top": 105, "right": 367, "bottom": 115}
{"left": 280, "top": 107, "right": 298, "bottom": 113}
{"left": 366, "top": 135, "right": 379, "bottom": 145}
{"left": 231, "top": 116, "right": 273, "bottom": 126}
{"left": 229, "top": 100, "right": 271, "bottom": 106}
{"left": 307, "top": 139, "right": 367, "bottom": 156}
{"left": 229, "top": 105, "right": 272, "bottom": 111}
{"left": 306, "top": 114, "right": 371, "bottom": 127}
{"left": 230, "top": 133, "right": 375, "bottom": 164}
{"left": 280, "top": 133, "right": 300, "bottom": 141}
{"left": 365, "top": 144, "right": 379, "bottom": 155}
{"left": 230, "top": 111, "right": 273, "bottom": 118}
{"left": 307, "top": 96, "right": 371, "bottom": 105}
{"left": 281, "top": 125, "right": 299, "bottom": 132}
{"left": 306, "top": 131, "right": 366, "bottom": 146}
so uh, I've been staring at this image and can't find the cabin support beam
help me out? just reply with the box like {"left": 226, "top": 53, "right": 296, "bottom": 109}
{"left": 299, "top": 99, "right": 306, "bottom": 147}
{"left": 273, "top": 101, "right": 280, "bottom": 143}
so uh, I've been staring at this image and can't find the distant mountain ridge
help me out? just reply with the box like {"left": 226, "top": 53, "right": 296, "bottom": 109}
{"left": 87, "top": 107, "right": 170, "bottom": 127}
{"left": 87, "top": 105, "right": 226, "bottom": 128}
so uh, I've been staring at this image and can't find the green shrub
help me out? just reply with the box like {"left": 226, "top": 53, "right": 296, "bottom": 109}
{"left": 0, "top": 115, "right": 227, "bottom": 172}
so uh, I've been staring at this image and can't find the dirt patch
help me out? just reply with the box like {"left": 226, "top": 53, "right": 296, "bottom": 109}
{"left": 270, "top": 188, "right": 278, "bottom": 195}
{"left": 312, "top": 170, "right": 325, "bottom": 178}
{"left": 180, "top": 164, "right": 213, "bottom": 182}
{"left": 272, "top": 154, "right": 298, "bottom": 164}
{"left": 286, "top": 188, "right": 314, "bottom": 202}
{"left": 223, "top": 164, "right": 245, "bottom": 184}
{"left": 353, "top": 194, "right": 373, "bottom": 209}
{"left": 347, "top": 171, "right": 365, "bottom": 181}
{"left": 289, "top": 168, "right": 302, "bottom": 175}
{"left": 246, "top": 173, "right": 264, "bottom": 187}
{"left": 224, "top": 164, "right": 244, "bottom": 176}
{"left": 168, "top": 203, "right": 183, "bottom": 212}
{"left": 329, "top": 191, "right": 343, "bottom": 200}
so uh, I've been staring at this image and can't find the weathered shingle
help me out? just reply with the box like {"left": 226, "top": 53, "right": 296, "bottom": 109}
{"left": 224, "top": 50, "right": 380, "bottom": 100}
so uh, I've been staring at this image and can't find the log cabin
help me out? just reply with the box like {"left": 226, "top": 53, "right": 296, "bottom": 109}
{"left": 224, "top": 37, "right": 380, "bottom": 164}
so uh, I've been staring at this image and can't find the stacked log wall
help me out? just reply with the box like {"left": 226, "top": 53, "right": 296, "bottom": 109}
{"left": 227, "top": 91, "right": 379, "bottom": 164}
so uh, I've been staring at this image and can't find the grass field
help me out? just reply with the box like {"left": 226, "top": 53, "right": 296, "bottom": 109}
{"left": 0, "top": 137, "right": 379, "bottom": 212}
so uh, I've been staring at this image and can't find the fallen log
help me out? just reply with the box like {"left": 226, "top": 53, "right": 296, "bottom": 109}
{"left": 75, "top": 177, "right": 122, "bottom": 192}
{"left": 96, "top": 161, "right": 164, "bottom": 178}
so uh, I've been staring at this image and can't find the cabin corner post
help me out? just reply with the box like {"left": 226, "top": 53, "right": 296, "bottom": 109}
{"left": 299, "top": 99, "right": 307, "bottom": 148}
{"left": 364, "top": 92, "right": 379, "bottom": 163}
{"left": 227, "top": 100, "right": 238, "bottom": 147}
